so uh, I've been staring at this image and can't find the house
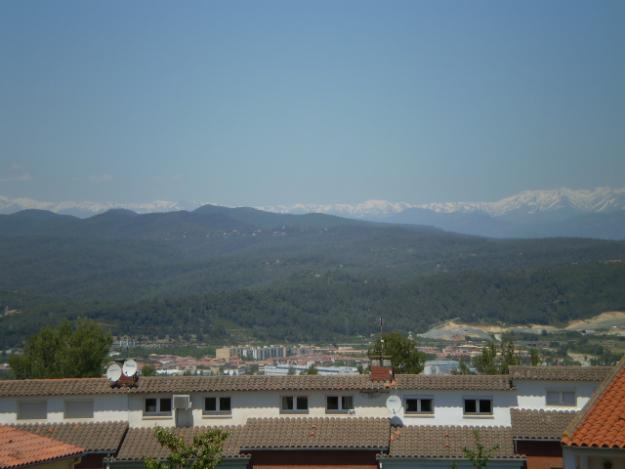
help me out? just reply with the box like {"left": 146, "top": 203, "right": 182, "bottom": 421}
{"left": 0, "top": 364, "right": 614, "bottom": 469}
{"left": 562, "top": 356, "right": 625, "bottom": 469}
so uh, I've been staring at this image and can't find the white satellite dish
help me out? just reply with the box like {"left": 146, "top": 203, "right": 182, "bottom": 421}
{"left": 122, "top": 359, "right": 138, "bottom": 377}
{"left": 106, "top": 363, "right": 122, "bottom": 382}
{"left": 385, "top": 395, "right": 402, "bottom": 415}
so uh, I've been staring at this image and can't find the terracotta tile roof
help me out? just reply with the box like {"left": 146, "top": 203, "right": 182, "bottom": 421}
{"left": 383, "top": 425, "right": 521, "bottom": 460}
{"left": 111, "top": 426, "right": 247, "bottom": 461}
{"left": 511, "top": 409, "right": 577, "bottom": 441}
{"left": 370, "top": 367, "right": 393, "bottom": 382}
{"left": 240, "top": 418, "right": 390, "bottom": 450}
{"left": 562, "top": 355, "right": 625, "bottom": 448}
{"left": 12, "top": 422, "right": 128, "bottom": 454}
{"left": 509, "top": 366, "right": 611, "bottom": 382}
{"left": 0, "top": 425, "right": 83, "bottom": 469}
{"left": 394, "top": 374, "right": 513, "bottom": 390}
{"left": 0, "top": 374, "right": 515, "bottom": 397}
{"left": 0, "top": 378, "right": 124, "bottom": 397}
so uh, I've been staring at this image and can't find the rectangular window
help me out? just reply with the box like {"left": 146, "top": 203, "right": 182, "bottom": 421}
{"left": 203, "top": 397, "right": 231, "bottom": 415}
{"left": 296, "top": 396, "right": 308, "bottom": 410}
{"left": 144, "top": 397, "right": 172, "bottom": 416}
{"left": 205, "top": 397, "right": 217, "bottom": 412}
{"left": 326, "top": 395, "right": 354, "bottom": 413}
{"left": 281, "top": 395, "right": 308, "bottom": 413}
{"left": 327, "top": 396, "right": 339, "bottom": 410}
{"left": 341, "top": 396, "right": 354, "bottom": 410}
{"left": 219, "top": 397, "right": 231, "bottom": 412}
{"left": 17, "top": 401, "right": 47, "bottom": 420}
{"left": 64, "top": 400, "right": 94, "bottom": 419}
{"left": 405, "top": 398, "right": 434, "bottom": 415}
{"left": 546, "top": 391, "right": 576, "bottom": 407}
{"left": 464, "top": 398, "right": 493, "bottom": 416}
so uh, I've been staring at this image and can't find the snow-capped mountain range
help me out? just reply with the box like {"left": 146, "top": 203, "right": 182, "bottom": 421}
{"left": 0, "top": 196, "right": 196, "bottom": 218}
{"left": 1, "top": 187, "right": 624, "bottom": 239}
{"left": 262, "top": 187, "right": 625, "bottom": 218}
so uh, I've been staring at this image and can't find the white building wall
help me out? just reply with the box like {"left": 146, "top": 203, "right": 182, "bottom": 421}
{"left": 0, "top": 398, "right": 17, "bottom": 424}
{"left": 123, "top": 389, "right": 515, "bottom": 428}
{"left": 0, "top": 395, "right": 129, "bottom": 424}
{"left": 0, "top": 379, "right": 598, "bottom": 428}
{"left": 515, "top": 380, "right": 597, "bottom": 410}
{"left": 563, "top": 447, "right": 625, "bottom": 469}
{"left": 397, "top": 390, "right": 516, "bottom": 427}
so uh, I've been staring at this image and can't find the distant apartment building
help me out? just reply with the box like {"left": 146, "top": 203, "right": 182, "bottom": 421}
{"left": 216, "top": 345, "right": 287, "bottom": 361}
{"left": 262, "top": 364, "right": 359, "bottom": 376}
{"left": 215, "top": 347, "right": 239, "bottom": 360}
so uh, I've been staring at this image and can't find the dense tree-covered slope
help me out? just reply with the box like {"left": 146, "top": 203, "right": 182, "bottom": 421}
{"left": 1, "top": 206, "right": 624, "bottom": 346}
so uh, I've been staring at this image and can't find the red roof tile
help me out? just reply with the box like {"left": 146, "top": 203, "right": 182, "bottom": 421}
{"left": 12, "top": 422, "right": 127, "bottom": 454}
{"left": 0, "top": 425, "right": 83, "bottom": 469}
{"left": 0, "top": 374, "right": 514, "bottom": 397}
{"left": 562, "top": 355, "right": 625, "bottom": 448}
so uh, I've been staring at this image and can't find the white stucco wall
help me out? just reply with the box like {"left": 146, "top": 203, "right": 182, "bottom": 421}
{"left": 123, "top": 389, "right": 516, "bottom": 428}
{"left": 0, "top": 395, "right": 129, "bottom": 424}
{"left": 515, "top": 380, "right": 597, "bottom": 410}
{"left": 0, "top": 378, "right": 598, "bottom": 428}
{"left": 563, "top": 447, "right": 625, "bottom": 469}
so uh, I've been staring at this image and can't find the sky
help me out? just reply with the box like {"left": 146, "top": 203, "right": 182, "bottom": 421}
{"left": 1, "top": 0, "right": 624, "bottom": 206}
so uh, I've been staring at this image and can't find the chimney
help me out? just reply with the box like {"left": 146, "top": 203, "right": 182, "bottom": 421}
{"left": 369, "top": 356, "right": 394, "bottom": 382}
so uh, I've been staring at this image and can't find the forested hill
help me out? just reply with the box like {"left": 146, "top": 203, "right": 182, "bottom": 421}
{"left": 1, "top": 205, "right": 624, "bottom": 346}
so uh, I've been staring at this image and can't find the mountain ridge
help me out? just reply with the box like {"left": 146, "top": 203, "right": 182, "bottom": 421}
{"left": 1, "top": 201, "right": 624, "bottom": 347}
{"left": 2, "top": 187, "right": 624, "bottom": 239}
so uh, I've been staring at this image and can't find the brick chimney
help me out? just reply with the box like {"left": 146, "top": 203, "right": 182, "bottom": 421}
{"left": 369, "top": 356, "right": 394, "bottom": 382}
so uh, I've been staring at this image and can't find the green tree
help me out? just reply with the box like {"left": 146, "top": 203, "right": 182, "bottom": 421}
{"left": 368, "top": 331, "right": 425, "bottom": 374}
{"left": 9, "top": 319, "right": 112, "bottom": 379}
{"left": 144, "top": 427, "right": 228, "bottom": 469}
{"left": 473, "top": 340, "right": 519, "bottom": 375}
{"left": 463, "top": 430, "right": 499, "bottom": 469}
{"left": 473, "top": 341, "right": 499, "bottom": 375}
{"left": 530, "top": 348, "right": 541, "bottom": 366}
{"left": 457, "top": 356, "right": 471, "bottom": 375}
{"left": 141, "top": 365, "right": 157, "bottom": 376}
{"left": 306, "top": 364, "right": 319, "bottom": 375}
{"left": 499, "top": 340, "right": 519, "bottom": 374}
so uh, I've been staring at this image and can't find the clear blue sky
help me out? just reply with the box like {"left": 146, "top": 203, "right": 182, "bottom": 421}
{"left": 1, "top": 0, "right": 624, "bottom": 206}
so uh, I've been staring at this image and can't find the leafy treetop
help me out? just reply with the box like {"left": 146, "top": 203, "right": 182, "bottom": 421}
{"left": 9, "top": 318, "right": 112, "bottom": 379}
{"left": 144, "top": 427, "right": 228, "bottom": 469}
{"left": 368, "top": 331, "right": 426, "bottom": 374}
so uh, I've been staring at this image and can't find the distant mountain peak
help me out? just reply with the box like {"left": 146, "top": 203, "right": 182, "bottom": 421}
{"left": 260, "top": 187, "right": 625, "bottom": 218}
{"left": 93, "top": 208, "right": 139, "bottom": 218}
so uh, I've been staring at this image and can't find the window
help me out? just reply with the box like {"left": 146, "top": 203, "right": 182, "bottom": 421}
{"left": 546, "top": 391, "right": 576, "bottom": 407}
{"left": 64, "top": 400, "right": 94, "bottom": 419}
{"left": 17, "top": 401, "right": 47, "bottom": 420}
{"left": 144, "top": 397, "right": 172, "bottom": 416}
{"left": 281, "top": 395, "right": 308, "bottom": 413}
{"left": 204, "top": 396, "right": 232, "bottom": 415}
{"left": 405, "top": 398, "right": 434, "bottom": 415}
{"left": 326, "top": 395, "right": 354, "bottom": 413}
{"left": 464, "top": 398, "right": 492, "bottom": 416}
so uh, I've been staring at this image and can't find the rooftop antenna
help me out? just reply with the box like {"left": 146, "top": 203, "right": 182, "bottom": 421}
{"left": 378, "top": 317, "right": 385, "bottom": 358}
{"left": 118, "top": 336, "right": 135, "bottom": 359}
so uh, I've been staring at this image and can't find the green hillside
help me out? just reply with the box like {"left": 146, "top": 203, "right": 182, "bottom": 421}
{"left": 1, "top": 206, "right": 624, "bottom": 346}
